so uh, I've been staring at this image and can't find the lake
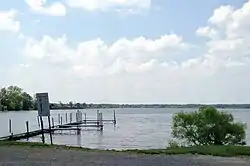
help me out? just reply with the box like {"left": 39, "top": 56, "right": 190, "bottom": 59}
{"left": 0, "top": 108, "right": 249, "bottom": 150}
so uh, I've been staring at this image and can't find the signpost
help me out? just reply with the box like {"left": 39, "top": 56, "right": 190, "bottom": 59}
{"left": 37, "top": 93, "right": 50, "bottom": 117}
{"left": 36, "top": 93, "right": 53, "bottom": 145}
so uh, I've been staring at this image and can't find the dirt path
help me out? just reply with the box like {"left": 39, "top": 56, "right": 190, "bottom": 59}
{"left": 0, "top": 146, "right": 250, "bottom": 166}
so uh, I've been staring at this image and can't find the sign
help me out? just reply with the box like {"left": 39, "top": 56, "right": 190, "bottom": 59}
{"left": 36, "top": 93, "right": 50, "bottom": 116}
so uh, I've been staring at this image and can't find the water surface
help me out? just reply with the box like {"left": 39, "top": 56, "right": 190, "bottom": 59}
{"left": 0, "top": 108, "right": 249, "bottom": 150}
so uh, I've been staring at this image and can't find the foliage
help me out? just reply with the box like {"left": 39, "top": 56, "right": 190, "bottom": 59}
{"left": 69, "top": 101, "right": 73, "bottom": 108}
{"left": 0, "top": 86, "right": 34, "bottom": 111}
{"left": 126, "top": 145, "right": 250, "bottom": 157}
{"left": 167, "top": 140, "right": 180, "bottom": 148}
{"left": 172, "top": 106, "right": 246, "bottom": 146}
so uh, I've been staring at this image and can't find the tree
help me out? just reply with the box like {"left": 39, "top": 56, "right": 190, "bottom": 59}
{"left": 22, "top": 92, "right": 34, "bottom": 110}
{"left": 172, "top": 106, "right": 246, "bottom": 146}
{"left": 59, "top": 101, "right": 63, "bottom": 108}
{"left": 82, "top": 103, "right": 87, "bottom": 109}
{"left": 0, "top": 86, "right": 34, "bottom": 111}
{"left": 76, "top": 103, "right": 81, "bottom": 108}
{"left": 69, "top": 101, "right": 73, "bottom": 108}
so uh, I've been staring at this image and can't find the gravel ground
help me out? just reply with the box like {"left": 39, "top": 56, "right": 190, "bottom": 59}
{"left": 0, "top": 146, "right": 250, "bottom": 166}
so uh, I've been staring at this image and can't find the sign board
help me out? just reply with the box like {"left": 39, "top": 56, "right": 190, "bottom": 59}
{"left": 36, "top": 93, "right": 50, "bottom": 116}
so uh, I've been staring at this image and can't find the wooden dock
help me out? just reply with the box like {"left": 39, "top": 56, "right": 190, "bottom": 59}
{"left": 0, "top": 110, "right": 116, "bottom": 141}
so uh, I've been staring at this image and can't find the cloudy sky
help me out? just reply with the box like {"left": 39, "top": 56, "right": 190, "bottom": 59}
{"left": 0, "top": 0, "right": 250, "bottom": 104}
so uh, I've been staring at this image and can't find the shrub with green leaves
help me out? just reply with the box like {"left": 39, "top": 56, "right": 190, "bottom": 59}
{"left": 172, "top": 106, "right": 246, "bottom": 146}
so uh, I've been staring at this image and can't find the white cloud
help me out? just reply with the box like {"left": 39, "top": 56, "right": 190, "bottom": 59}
{"left": 200, "top": 0, "right": 250, "bottom": 61}
{"left": 0, "top": 10, "right": 20, "bottom": 32}
{"left": 25, "top": 0, "right": 66, "bottom": 16}
{"left": 2, "top": 1, "right": 250, "bottom": 103}
{"left": 67, "top": 0, "right": 151, "bottom": 12}
{"left": 208, "top": 5, "right": 234, "bottom": 27}
{"left": 22, "top": 34, "right": 191, "bottom": 76}
{"left": 196, "top": 26, "right": 219, "bottom": 39}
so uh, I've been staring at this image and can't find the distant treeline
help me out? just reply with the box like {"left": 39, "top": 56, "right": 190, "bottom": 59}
{"left": 1, "top": 86, "right": 250, "bottom": 111}
{"left": 50, "top": 103, "right": 250, "bottom": 110}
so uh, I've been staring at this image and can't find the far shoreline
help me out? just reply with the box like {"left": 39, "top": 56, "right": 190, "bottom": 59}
{"left": 1, "top": 104, "right": 250, "bottom": 112}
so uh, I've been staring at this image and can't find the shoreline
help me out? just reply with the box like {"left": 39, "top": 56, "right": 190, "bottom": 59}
{"left": 1, "top": 144, "right": 250, "bottom": 166}
{"left": 1, "top": 141, "right": 250, "bottom": 157}
{"left": 1, "top": 107, "right": 250, "bottom": 112}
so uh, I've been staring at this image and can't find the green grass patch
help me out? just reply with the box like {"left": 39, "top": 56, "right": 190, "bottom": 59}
{"left": 1, "top": 141, "right": 250, "bottom": 157}
{"left": 125, "top": 146, "right": 250, "bottom": 157}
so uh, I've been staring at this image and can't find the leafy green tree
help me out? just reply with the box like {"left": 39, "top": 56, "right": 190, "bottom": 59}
{"left": 22, "top": 92, "right": 34, "bottom": 110}
{"left": 0, "top": 86, "right": 34, "bottom": 111}
{"left": 32, "top": 94, "right": 37, "bottom": 110}
{"left": 172, "top": 106, "right": 246, "bottom": 146}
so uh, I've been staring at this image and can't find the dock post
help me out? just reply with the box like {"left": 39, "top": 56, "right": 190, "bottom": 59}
{"left": 70, "top": 113, "right": 72, "bottom": 123}
{"left": 9, "top": 119, "right": 12, "bottom": 139}
{"left": 52, "top": 118, "right": 54, "bottom": 128}
{"left": 76, "top": 111, "right": 80, "bottom": 135}
{"left": 66, "top": 113, "right": 68, "bottom": 123}
{"left": 97, "top": 112, "right": 100, "bottom": 127}
{"left": 100, "top": 113, "right": 103, "bottom": 131}
{"left": 26, "top": 121, "right": 29, "bottom": 139}
{"left": 76, "top": 112, "right": 78, "bottom": 123}
{"left": 61, "top": 116, "right": 63, "bottom": 125}
{"left": 79, "top": 111, "right": 81, "bottom": 122}
{"left": 113, "top": 110, "right": 116, "bottom": 125}
{"left": 97, "top": 110, "right": 99, "bottom": 122}
{"left": 37, "top": 116, "right": 40, "bottom": 127}
{"left": 39, "top": 116, "right": 45, "bottom": 144}
{"left": 9, "top": 119, "right": 12, "bottom": 134}
{"left": 58, "top": 114, "right": 60, "bottom": 125}
{"left": 84, "top": 113, "right": 86, "bottom": 124}
{"left": 80, "top": 111, "right": 83, "bottom": 122}
{"left": 76, "top": 110, "right": 81, "bottom": 122}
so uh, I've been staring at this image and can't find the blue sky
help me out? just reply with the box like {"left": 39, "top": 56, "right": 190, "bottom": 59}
{"left": 0, "top": 0, "right": 250, "bottom": 103}
{"left": 0, "top": 0, "right": 245, "bottom": 41}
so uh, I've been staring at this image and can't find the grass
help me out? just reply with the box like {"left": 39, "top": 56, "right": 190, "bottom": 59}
{"left": 1, "top": 141, "right": 250, "bottom": 157}
{"left": 125, "top": 146, "right": 250, "bottom": 157}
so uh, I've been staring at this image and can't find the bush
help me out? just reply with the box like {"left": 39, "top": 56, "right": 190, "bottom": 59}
{"left": 172, "top": 106, "right": 246, "bottom": 146}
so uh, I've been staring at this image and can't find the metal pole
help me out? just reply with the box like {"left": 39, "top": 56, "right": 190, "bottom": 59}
{"left": 84, "top": 113, "right": 86, "bottom": 124}
{"left": 76, "top": 112, "right": 77, "bottom": 122}
{"left": 76, "top": 111, "right": 80, "bottom": 134}
{"left": 58, "top": 114, "right": 60, "bottom": 125}
{"left": 40, "top": 116, "right": 45, "bottom": 144}
{"left": 97, "top": 110, "right": 99, "bottom": 122}
{"left": 52, "top": 117, "right": 54, "bottom": 128}
{"left": 80, "top": 111, "right": 82, "bottom": 122}
{"left": 66, "top": 113, "right": 68, "bottom": 123}
{"left": 48, "top": 116, "right": 53, "bottom": 145}
{"left": 100, "top": 113, "right": 103, "bottom": 131}
{"left": 70, "top": 113, "right": 72, "bottom": 123}
{"left": 9, "top": 119, "right": 12, "bottom": 134}
{"left": 113, "top": 110, "right": 116, "bottom": 125}
{"left": 97, "top": 112, "right": 100, "bottom": 127}
{"left": 26, "top": 121, "right": 29, "bottom": 139}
